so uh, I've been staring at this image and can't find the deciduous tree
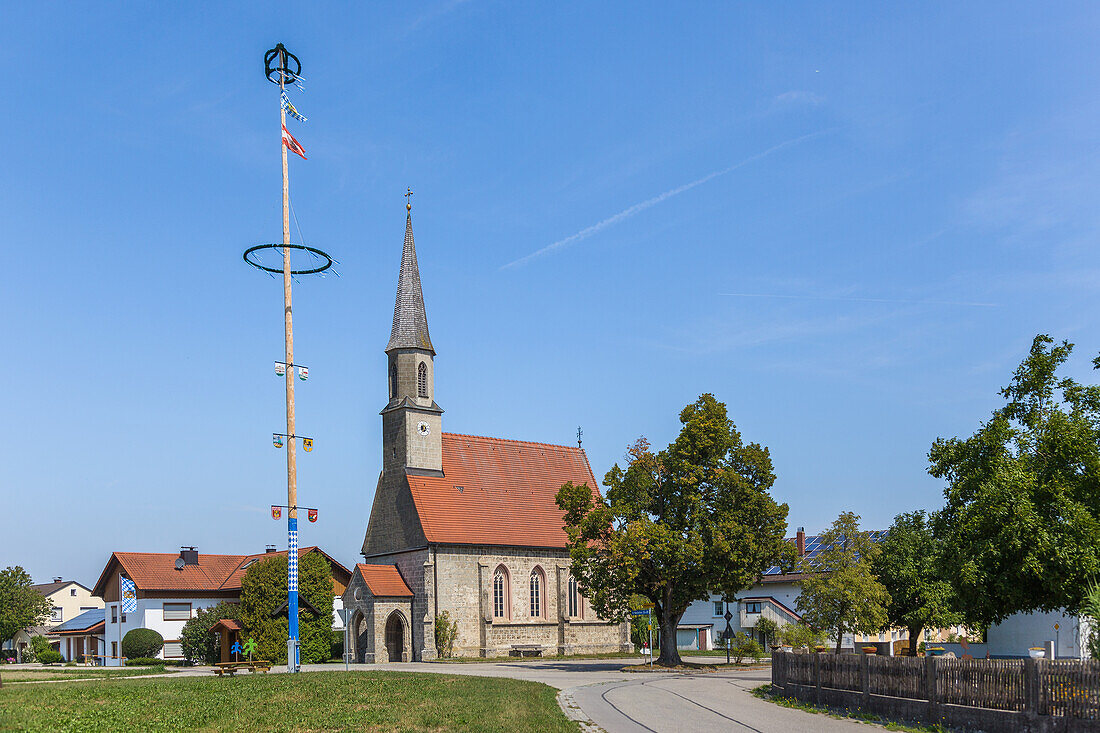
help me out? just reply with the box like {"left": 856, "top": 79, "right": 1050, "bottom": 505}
{"left": 796, "top": 512, "right": 889, "bottom": 654}
{"left": 872, "top": 510, "right": 958, "bottom": 655}
{"left": 240, "top": 552, "right": 335, "bottom": 664}
{"left": 0, "top": 567, "right": 50, "bottom": 648}
{"left": 930, "top": 335, "right": 1100, "bottom": 625}
{"left": 556, "top": 394, "right": 791, "bottom": 667}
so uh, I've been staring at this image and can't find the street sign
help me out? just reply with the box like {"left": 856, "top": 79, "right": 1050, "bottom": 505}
{"left": 724, "top": 610, "right": 733, "bottom": 621}
{"left": 630, "top": 609, "right": 651, "bottom": 616}
{"left": 639, "top": 603, "right": 654, "bottom": 610}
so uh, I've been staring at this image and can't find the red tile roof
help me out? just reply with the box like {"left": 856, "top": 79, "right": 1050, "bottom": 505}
{"left": 355, "top": 564, "right": 413, "bottom": 597}
{"left": 91, "top": 547, "right": 351, "bottom": 597}
{"left": 406, "top": 433, "right": 601, "bottom": 548}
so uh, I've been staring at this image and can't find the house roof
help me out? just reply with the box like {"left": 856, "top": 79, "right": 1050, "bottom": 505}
{"left": 31, "top": 580, "right": 90, "bottom": 597}
{"left": 91, "top": 547, "right": 352, "bottom": 597}
{"left": 47, "top": 609, "right": 105, "bottom": 636}
{"left": 405, "top": 433, "right": 602, "bottom": 548}
{"left": 356, "top": 564, "right": 413, "bottom": 597}
{"left": 764, "top": 530, "right": 888, "bottom": 576}
{"left": 385, "top": 212, "right": 434, "bottom": 354}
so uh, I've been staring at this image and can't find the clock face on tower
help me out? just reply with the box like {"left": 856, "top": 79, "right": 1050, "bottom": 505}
{"left": 416, "top": 421, "right": 431, "bottom": 436}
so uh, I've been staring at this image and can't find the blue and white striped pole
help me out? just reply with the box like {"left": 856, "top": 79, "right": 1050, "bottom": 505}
{"left": 288, "top": 515, "right": 299, "bottom": 672}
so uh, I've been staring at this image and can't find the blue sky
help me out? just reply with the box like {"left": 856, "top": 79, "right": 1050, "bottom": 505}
{"left": 4, "top": 2, "right": 1100, "bottom": 585}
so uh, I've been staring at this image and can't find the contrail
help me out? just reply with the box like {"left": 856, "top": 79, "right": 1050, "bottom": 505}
{"left": 721, "top": 293, "right": 998, "bottom": 308}
{"left": 500, "top": 130, "right": 833, "bottom": 270}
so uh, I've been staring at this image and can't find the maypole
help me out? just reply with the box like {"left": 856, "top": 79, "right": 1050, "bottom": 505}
{"left": 245, "top": 43, "right": 332, "bottom": 674}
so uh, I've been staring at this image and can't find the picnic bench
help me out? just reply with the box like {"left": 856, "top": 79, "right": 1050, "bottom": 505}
{"left": 213, "top": 660, "right": 272, "bottom": 676}
{"left": 510, "top": 644, "right": 545, "bottom": 658}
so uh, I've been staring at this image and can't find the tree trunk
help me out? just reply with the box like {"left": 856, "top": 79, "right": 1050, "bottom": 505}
{"left": 834, "top": 628, "right": 843, "bottom": 655}
{"left": 656, "top": 609, "right": 684, "bottom": 667}
{"left": 908, "top": 626, "right": 923, "bottom": 656}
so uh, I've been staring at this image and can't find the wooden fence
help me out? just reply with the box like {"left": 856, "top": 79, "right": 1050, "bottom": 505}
{"left": 771, "top": 652, "right": 1100, "bottom": 733}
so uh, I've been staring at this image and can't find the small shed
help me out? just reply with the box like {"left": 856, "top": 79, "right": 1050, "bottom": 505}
{"left": 209, "top": 619, "right": 242, "bottom": 663}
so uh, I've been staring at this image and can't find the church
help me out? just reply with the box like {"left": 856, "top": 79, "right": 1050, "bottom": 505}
{"left": 342, "top": 204, "right": 630, "bottom": 662}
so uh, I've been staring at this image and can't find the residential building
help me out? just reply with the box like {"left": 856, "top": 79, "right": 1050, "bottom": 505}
{"left": 46, "top": 609, "right": 105, "bottom": 662}
{"left": 91, "top": 546, "right": 351, "bottom": 665}
{"left": 343, "top": 207, "right": 629, "bottom": 662}
{"left": 33, "top": 578, "right": 102, "bottom": 627}
{"left": 1, "top": 578, "right": 102, "bottom": 662}
{"left": 986, "top": 609, "right": 1093, "bottom": 659}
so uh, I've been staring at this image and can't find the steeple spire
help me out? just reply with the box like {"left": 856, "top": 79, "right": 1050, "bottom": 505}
{"left": 385, "top": 200, "right": 435, "bottom": 354}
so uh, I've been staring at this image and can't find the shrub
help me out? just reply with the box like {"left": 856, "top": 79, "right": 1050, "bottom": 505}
{"left": 434, "top": 611, "right": 457, "bottom": 658}
{"left": 733, "top": 635, "right": 764, "bottom": 664}
{"left": 122, "top": 628, "right": 163, "bottom": 660}
{"left": 180, "top": 601, "right": 242, "bottom": 665}
{"left": 37, "top": 650, "right": 62, "bottom": 664}
{"left": 755, "top": 617, "right": 779, "bottom": 647}
{"left": 779, "top": 623, "right": 821, "bottom": 649}
{"left": 240, "top": 551, "right": 334, "bottom": 664}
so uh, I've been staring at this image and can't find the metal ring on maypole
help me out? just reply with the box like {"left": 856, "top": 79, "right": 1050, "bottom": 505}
{"left": 243, "top": 244, "right": 333, "bottom": 275}
{"left": 264, "top": 43, "right": 301, "bottom": 85}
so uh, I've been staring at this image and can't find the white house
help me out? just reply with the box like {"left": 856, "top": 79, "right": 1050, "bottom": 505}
{"left": 987, "top": 609, "right": 1093, "bottom": 659}
{"left": 91, "top": 546, "right": 351, "bottom": 665}
{"left": 679, "top": 528, "right": 886, "bottom": 652}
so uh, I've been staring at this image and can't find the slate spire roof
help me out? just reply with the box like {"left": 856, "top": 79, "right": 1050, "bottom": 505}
{"left": 385, "top": 211, "right": 435, "bottom": 355}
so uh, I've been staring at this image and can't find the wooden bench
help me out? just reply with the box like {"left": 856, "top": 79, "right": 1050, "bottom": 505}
{"left": 213, "top": 660, "right": 272, "bottom": 676}
{"left": 510, "top": 645, "right": 545, "bottom": 658}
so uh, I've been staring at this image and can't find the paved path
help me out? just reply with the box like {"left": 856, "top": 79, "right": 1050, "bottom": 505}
{"left": 6, "top": 658, "right": 874, "bottom": 731}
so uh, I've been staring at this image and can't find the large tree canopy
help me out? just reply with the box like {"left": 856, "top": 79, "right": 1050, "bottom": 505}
{"left": 239, "top": 552, "right": 336, "bottom": 664}
{"left": 930, "top": 335, "right": 1100, "bottom": 625}
{"left": 797, "top": 512, "right": 889, "bottom": 654}
{"left": 0, "top": 567, "right": 50, "bottom": 646}
{"left": 556, "top": 393, "right": 791, "bottom": 667}
{"left": 871, "top": 510, "right": 958, "bottom": 655}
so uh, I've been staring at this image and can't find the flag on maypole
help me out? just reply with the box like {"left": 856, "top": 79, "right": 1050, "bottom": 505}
{"left": 282, "top": 124, "right": 307, "bottom": 160}
{"left": 280, "top": 91, "right": 307, "bottom": 122}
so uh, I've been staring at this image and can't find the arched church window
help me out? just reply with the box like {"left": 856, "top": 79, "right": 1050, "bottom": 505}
{"left": 493, "top": 566, "right": 510, "bottom": 619}
{"left": 529, "top": 567, "right": 546, "bottom": 619}
{"left": 417, "top": 361, "right": 428, "bottom": 398}
{"left": 389, "top": 361, "right": 398, "bottom": 399}
{"left": 568, "top": 576, "right": 582, "bottom": 618}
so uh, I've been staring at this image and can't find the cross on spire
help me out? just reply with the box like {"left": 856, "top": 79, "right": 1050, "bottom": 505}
{"left": 405, "top": 187, "right": 413, "bottom": 212}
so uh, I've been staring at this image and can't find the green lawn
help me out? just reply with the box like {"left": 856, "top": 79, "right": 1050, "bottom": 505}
{"left": 0, "top": 671, "right": 579, "bottom": 733}
{"left": 1, "top": 666, "right": 172, "bottom": 682}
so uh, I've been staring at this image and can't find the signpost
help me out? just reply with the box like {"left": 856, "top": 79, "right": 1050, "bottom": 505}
{"left": 724, "top": 603, "right": 734, "bottom": 665}
{"left": 631, "top": 606, "right": 654, "bottom": 666}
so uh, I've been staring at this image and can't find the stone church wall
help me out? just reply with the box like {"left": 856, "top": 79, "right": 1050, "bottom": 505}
{"left": 431, "top": 545, "right": 629, "bottom": 658}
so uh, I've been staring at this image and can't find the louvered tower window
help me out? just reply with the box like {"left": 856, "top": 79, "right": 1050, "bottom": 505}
{"left": 417, "top": 361, "right": 428, "bottom": 398}
{"left": 389, "top": 361, "right": 398, "bottom": 399}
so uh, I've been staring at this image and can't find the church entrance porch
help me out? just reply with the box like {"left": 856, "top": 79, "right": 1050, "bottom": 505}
{"left": 385, "top": 612, "right": 405, "bottom": 662}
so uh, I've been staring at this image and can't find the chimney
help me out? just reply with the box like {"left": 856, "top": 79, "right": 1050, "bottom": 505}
{"left": 179, "top": 547, "right": 199, "bottom": 566}
{"left": 53, "top": 576, "right": 62, "bottom": 583}
{"left": 265, "top": 545, "right": 277, "bottom": 554}
{"left": 796, "top": 528, "right": 806, "bottom": 557}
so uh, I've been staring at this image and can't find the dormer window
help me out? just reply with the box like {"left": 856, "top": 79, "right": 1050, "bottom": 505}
{"left": 417, "top": 361, "right": 428, "bottom": 398}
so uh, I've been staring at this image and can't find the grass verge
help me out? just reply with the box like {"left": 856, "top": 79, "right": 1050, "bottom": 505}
{"left": 752, "top": 684, "right": 951, "bottom": 732}
{"left": 0, "top": 670, "right": 579, "bottom": 733}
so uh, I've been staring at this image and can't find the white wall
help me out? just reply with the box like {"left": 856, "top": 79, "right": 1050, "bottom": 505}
{"left": 680, "top": 581, "right": 803, "bottom": 649}
{"left": 102, "top": 596, "right": 226, "bottom": 666}
{"left": 987, "top": 609, "right": 1086, "bottom": 659}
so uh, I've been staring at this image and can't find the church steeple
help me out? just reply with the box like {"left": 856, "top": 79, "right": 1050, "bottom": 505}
{"left": 380, "top": 194, "right": 443, "bottom": 475}
{"left": 385, "top": 202, "right": 434, "bottom": 355}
